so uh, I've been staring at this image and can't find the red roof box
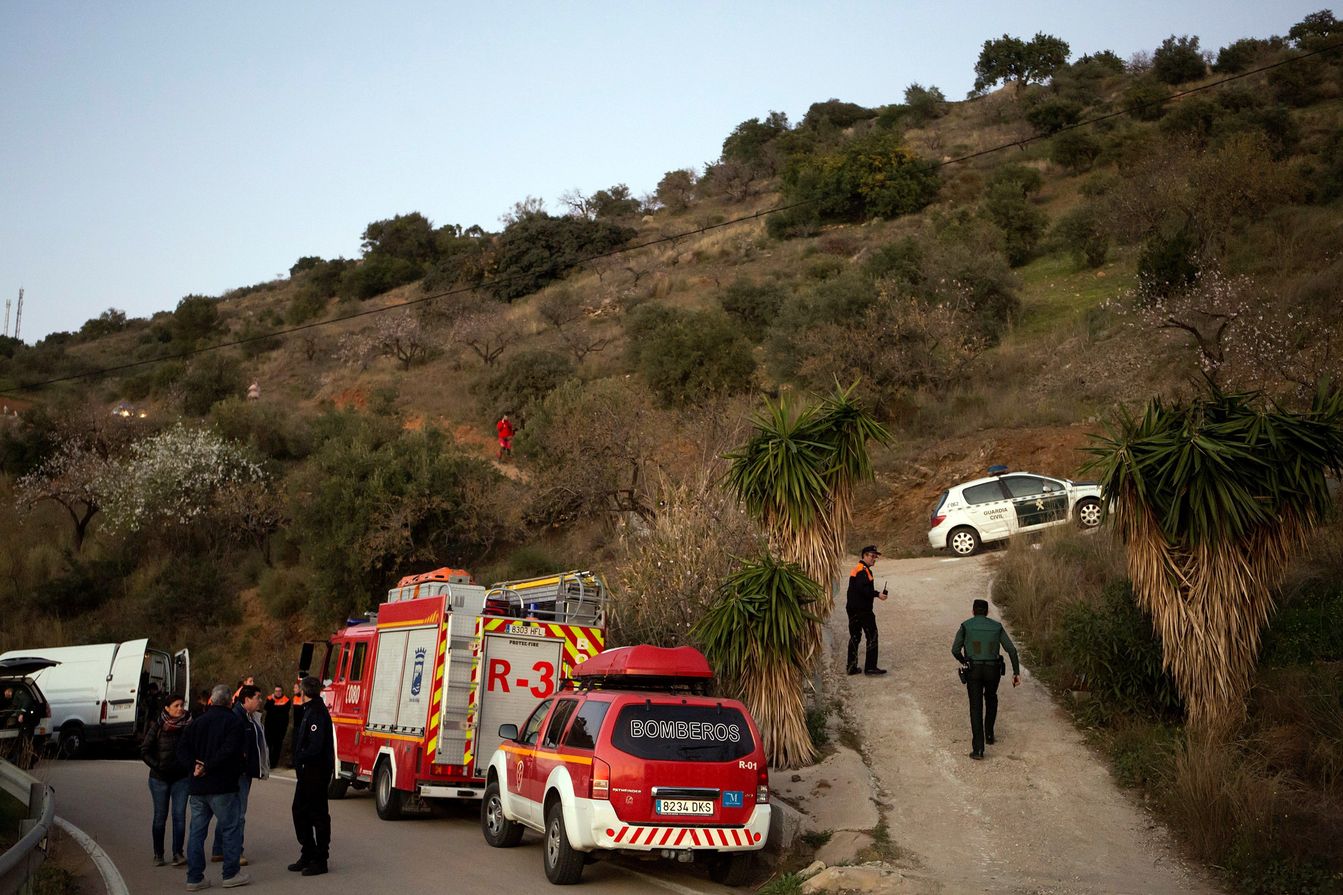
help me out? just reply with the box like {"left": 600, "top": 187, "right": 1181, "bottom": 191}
{"left": 573, "top": 645, "right": 713, "bottom": 680}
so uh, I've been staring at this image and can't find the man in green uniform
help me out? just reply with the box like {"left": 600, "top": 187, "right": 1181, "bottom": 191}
{"left": 952, "top": 598, "right": 1020, "bottom": 759}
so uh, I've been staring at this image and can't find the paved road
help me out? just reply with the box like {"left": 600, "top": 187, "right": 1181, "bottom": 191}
{"left": 830, "top": 554, "right": 1218, "bottom": 895}
{"left": 39, "top": 761, "right": 735, "bottom": 894}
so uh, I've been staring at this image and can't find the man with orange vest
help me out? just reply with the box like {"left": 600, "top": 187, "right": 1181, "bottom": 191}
{"left": 263, "top": 686, "right": 291, "bottom": 768}
{"left": 846, "top": 545, "right": 889, "bottom": 676}
{"left": 496, "top": 414, "right": 515, "bottom": 460}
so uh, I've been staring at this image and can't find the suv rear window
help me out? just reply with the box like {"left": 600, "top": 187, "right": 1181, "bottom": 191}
{"left": 610, "top": 704, "right": 754, "bottom": 762}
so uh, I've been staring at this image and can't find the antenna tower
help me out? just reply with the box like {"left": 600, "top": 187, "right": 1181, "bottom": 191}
{"left": 3, "top": 297, "right": 9, "bottom": 338}
{"left": 13, "top": 289, "right": 22, "bottom": 341}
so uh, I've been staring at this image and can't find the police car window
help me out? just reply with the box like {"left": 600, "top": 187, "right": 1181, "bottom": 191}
{"left": 611, "top": 704, "right": 754, "bottom": 762}
{"left": 348, "top": 643, "right": 367, "bottom": 682}
{"left": 543, "top": 698, "right": 579, "bottom": 748}
{"left": 962, "top": 482, "right": 1006, "bottom": 505}
{"left": 1003, "top": 476, "right": 1047, "bottom": 498}
{"left": 562, "top": 700, "right": 610, "bottom": 751}
{"left": 521, "top": 699, "right": 553, "bottom": 746}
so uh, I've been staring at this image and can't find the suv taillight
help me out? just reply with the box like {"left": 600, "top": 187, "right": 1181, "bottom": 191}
{"left": 931, "top": 514, "right": 946, "bottom": 528}
{"left": 591, "top": 757, "right": 610, "bottom": 800}
{"left": 756, "top": 766, "right": 769, "bottom": 805}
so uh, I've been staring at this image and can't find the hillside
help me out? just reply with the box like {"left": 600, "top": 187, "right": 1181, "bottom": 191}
{"left": 3, "top": 17, "right": 1343, "bottom": 891}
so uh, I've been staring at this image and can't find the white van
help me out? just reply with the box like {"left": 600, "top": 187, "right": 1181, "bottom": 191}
{"left": 0, "top": 639, "right": 189, "bottom": 757}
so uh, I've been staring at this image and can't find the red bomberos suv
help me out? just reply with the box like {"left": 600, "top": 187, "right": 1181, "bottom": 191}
{"left": 480, "top": 645, "right": 771, "bottom": 885}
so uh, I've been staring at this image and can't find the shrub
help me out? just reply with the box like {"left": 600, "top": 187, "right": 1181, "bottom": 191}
{"left": 1213, "top": 37, "right": 1280, "bottom": 73}
{"left": 172, "top": 295, "right": 222, "bottom": 346}
{"left": 1268, "top": 53, "right": 1325, "bottom": 107}
{"left": 1159, "top": 96, "right": 1221, "bottom": 144}
{"left": 211, "top": 397, "right": 313, "bottom": 461}
{"left": 799, "top": 98, "right": 877, "bottom": 132}
{"left": 1124, "top": 78, "right": 1171, "bottom": 121}
{"left": 257, "top": 565, "right": 311, "bottom": 619}
{"left": 488, "top": 215, "right": 633, "bottom": 301}
{"left": 1058, "top": 582, "right": 1183, "bottom": 720}
{"left": 1025, "top": 98, "right": 1082, "bottom": 135}
{"left": 1052, "top": 205, "right": 1110, "bottom": 267}
{"left": 768, "top": 131, "right": 939, "bottom": 238}
{"left": 481, "top": 349, "right": 576, "bottom": 420}
{"left": 338, "top": 255, "right": 423, "bottom": 301}
{"left": 1049, "top": 130, "right": 1102, "bottom": 173}
{"left": 624, "top": 307, "right": 755, "bottom": 406}
{"left": 983, "top": 167, "right": 1047, "bottom": 267}
{"left": 862, "top": 237, "right": 924, "bottom": 285}
{"left": 718, "top": 278, "right": 789, "bottom": 336}
{"left": 903, "top": 83, "right": 947, "bottom": 125}
{"left": 1152, "top": 34, "right": 1206, "bottom": 85}
{"left": 361, "top": 212, "right": 439, "bottom": 265}
{"left": 1137, "top": 229, "right": 1200, "bottom": 297}
{"left": 178, "top": 353, "right": 246, "bottom": 416}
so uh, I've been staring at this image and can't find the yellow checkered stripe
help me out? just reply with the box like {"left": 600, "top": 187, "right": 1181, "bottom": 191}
{"left": 462, "top": 615, "right": 486, "bottom": 770}
{"left": 424, "top": 628, "right": 448, "bottom": 757}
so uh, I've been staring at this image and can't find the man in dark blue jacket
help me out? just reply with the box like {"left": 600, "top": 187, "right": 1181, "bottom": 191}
{"left": 288, "top": 675, "right": 334, "bottom": 876}
{"left": 177, "top": 683, "right": 249, "bottom": 889}
{"left": 212, "top": 685, "right": 268, "bottom": 867}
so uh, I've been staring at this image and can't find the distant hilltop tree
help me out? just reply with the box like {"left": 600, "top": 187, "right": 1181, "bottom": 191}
{"left": 974, "top": 32, "right": 1071, "bottom": 94}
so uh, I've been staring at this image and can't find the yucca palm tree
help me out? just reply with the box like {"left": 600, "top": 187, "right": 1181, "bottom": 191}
{"left": 725, "top": 383, "right": 889, "bottom": 618}
{"left": 692, "top": 556, "right": 820, "bottom": 768}
{"left": 1085, "top": 384, "right": 1343, "bottom": 731}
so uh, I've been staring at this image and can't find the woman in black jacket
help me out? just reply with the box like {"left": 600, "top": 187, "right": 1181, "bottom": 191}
{"left": 141, "top": 694, "right": 192, "bottom": 867}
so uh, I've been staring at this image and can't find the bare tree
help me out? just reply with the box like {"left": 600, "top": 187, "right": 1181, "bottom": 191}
{"left": 450, "top": 305, "right": 521, "bottom": 367}
{"left": 16, "top": 438, "right": 113, "bottom": 551}
{"left": 537, "top": 289, "right": 612, "bottom": 362}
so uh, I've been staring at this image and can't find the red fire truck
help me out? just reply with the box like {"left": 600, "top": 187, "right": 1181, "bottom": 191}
{"left": 300, "top": 567, "right": 607, "bottom": 820}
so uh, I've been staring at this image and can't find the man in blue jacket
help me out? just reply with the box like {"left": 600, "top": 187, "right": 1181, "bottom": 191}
{"left": 289, "top": 675, "right": 334, "bottom": 876}
{"left": 212, "top": 685, "right": 269, "bottom": 867}
{"left": 177, "top": 684, "right": 249, "bottom": 889}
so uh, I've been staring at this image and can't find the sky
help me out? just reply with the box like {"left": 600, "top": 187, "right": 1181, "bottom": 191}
{"left": 0, "top": 1, "right": 1326, "bottom": 342}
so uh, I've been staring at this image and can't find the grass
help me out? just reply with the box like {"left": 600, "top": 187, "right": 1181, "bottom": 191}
{"left": 853, "top": 820, "right": 904, "bottom": 864}
{"left": 757, "top": 872, "right": 803, "bottom": 895}
{"left": 1009, "top": 252, "right": 1134, "bottom": 340}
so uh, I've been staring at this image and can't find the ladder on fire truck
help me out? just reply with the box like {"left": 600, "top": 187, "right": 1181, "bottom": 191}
{"left": 485, "top": 570, "right": 608, "bottom": 627}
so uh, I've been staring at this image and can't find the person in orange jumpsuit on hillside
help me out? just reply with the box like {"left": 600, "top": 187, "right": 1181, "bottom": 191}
{"left": 496, "top": 414, "right": 515, "bottom": 460}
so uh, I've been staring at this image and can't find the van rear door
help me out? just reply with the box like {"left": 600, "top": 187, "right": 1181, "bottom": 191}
{"left": 105, "top": 639, "right": 149, "bottom": 727}
{"left": 173, "top": 649, "right": 190, "bottom": 702}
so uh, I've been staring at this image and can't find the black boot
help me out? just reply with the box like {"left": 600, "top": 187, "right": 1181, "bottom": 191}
{"left": 301, "top": 862, "right": 329, "bottom": 876}
{"left": 287, "top": 858, "right": 309, "bottom": 873}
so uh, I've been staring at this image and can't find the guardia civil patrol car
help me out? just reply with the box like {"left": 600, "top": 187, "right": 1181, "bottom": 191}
{"left": 481, "top": 645, "right": 770, "bottom": 886}
{"left": 928, "top": 467, "right": 1104, "bottom": 556}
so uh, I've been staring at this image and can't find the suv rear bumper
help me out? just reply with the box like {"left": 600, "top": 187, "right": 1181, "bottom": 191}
{"left": 571, "top": 799, "right": 770, "bottom": 852}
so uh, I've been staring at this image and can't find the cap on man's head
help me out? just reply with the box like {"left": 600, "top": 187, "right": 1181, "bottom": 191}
{"left": 860, "top": 545, "right": 882, "bottom": 557}
{"left": 972, "top": 598, "right": 989, "bottom": 615}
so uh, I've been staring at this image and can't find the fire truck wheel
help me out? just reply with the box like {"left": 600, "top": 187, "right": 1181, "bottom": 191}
{"left": 481, "top": 781, "right": 524, "bottom": 848}
{"left": 542, "top": 801, "right": 584, "bottom": 884}
{"left": 374, "top": 761, "right": 405, "bottom": 821}
{"left": 327, "top": 774, "right": 350, "bottom": 800}
{"left": 708, "top": 853, "right": 754, "bottom": 887}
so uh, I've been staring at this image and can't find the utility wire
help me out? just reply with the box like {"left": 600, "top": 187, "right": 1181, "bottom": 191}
{"left": 7, "top": 38, "right": 1342, "bottom": 396}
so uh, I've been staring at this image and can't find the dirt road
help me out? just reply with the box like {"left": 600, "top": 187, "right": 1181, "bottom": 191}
{"left": 825, "top": 553, "right": 1218, "bottom": 895}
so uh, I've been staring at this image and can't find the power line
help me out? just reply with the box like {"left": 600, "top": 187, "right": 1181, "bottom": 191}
{"left": 7, "top": 39, "right": 1341, "bottom": 396}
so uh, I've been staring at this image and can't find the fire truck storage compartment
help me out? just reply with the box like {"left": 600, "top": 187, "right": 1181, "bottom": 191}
{"left": 475, "top": 632, "right": 563, "bottom": 766}
{"left": 434, "top": 612, "right": 478, "bottom": 766}
{"left": 367, "top": 624, "right": 440, "bottom": 736}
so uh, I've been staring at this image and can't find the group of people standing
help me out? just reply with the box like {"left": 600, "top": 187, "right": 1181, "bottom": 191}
{"left": 846, "top": 546, "right": 1021, "bottom": 759}
{"left": 140, "top": 674, "right": 334, "bottom": 889}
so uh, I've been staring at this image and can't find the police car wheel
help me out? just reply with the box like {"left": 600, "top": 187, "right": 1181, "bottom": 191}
{"left": 373, "top": 761, "right": 405, "bottom": 821}
{"left": 543, "top": 801, "right": 584, "bottom": 884}
{"left": 1076, "top": 498, "right": 1104, "bottom": 529}
{"left": 948, "top": 527, "right": 981, "bottom": 557}
{"left": 481, "top": 781, "right": 524, "bottom": 848}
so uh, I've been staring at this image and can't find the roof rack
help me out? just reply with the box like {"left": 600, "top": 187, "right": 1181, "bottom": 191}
{"left": 485, "top": 570, "right": 608, "bottom": 627}
{"left": 564, "top": 646, "right": 714, "bottom": 694}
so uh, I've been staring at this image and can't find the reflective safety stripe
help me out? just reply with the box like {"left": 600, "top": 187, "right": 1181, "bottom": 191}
{"left": 607, "top": 824, "right": 755, "bottom": 849}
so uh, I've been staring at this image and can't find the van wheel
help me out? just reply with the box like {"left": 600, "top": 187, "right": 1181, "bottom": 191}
{"left": 327, "top": 774, "right": 350, "bottom": 800}
{"left": 948, "top": 527, "right": 981, "bottom": 557}
{"left": 709, "top": 853, "right": 754, "bottom": 887}
{"left": 481, "top": 780, "right": 524, "bottom": 848}
{"left": 373, "top": 761, "right": 405, "bottom": 821}
{"left": 543, "top": 800, "right": 584, "bottom": 884}
{"left": 57, "top": 724, "right": 84, "bottom": 759}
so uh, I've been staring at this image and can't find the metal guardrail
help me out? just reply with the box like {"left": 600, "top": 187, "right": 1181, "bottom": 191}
{"left": 0, "top": 758, "right": 54, "bottom": 895}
